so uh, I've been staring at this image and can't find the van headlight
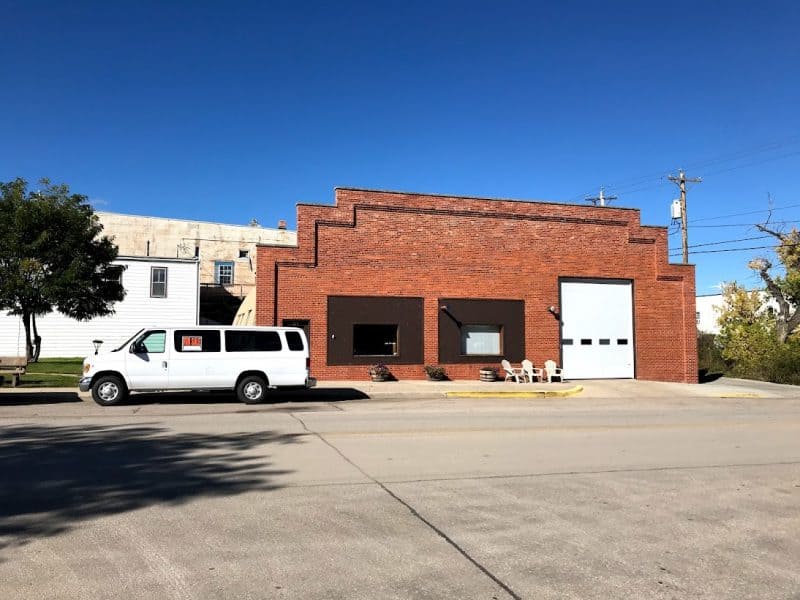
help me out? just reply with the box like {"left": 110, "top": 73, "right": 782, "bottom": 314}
{"left": 83, "top": 363, "right": 91, "bottom": 374}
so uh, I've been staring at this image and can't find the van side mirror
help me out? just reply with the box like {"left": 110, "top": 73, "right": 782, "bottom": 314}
{"left": 130, "top": 342, "right": 142, "bottom": 354}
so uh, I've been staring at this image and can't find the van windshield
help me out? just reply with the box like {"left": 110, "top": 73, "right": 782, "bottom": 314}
{"left": 112, "top": 329, "right": 145, "bottom": 352}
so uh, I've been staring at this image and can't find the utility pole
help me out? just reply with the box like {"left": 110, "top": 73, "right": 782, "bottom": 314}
{"left": 585, "top": 187, "right": 617, "bottom": 207}
{"left": 668, "top": 170, "right": 702, "bottom": 264}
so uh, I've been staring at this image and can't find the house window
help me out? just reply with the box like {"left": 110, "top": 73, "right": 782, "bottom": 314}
{"left": 353, "top": 324, "right": 398, "bottom": 356}
{"left": 215, "top": 261, "right": 234, "bottom": 285}
{"left": 461, "top": 325, "right": 502, "bottom": 356}
{"left": 150, "top": 267, "right": 167, "bottom": 298}
{"left": 238, "top": 249, "right": 249, "bottom": 259}
{"left": 696, "top": 311, "right": 700, "bottom": 325}
{"left": 106, "top": 266, "right": 124, "bottom": 286}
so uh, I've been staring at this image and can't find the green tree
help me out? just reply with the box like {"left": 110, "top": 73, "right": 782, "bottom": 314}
{"left": 750, "top": 223, "right": 800, "bottom": 343}
{"left": 0, "top": 178, "right": 125, "bottom": 360}
{"left": 715, "top": 283, "right": 777, "bottom": 379}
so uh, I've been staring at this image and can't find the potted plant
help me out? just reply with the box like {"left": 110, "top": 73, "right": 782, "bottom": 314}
{"left": 368, "top": 363, "right": 390, "bottom": 382}
{"left": 479, "top": 366, "right": 498, "bottom": 382}
{"left": 424, "top": 365, "right": 447, "bottom": 381}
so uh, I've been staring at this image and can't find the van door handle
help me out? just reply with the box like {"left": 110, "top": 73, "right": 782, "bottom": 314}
{"left": 162, "top": 361, "right": 168, "bottom": 369}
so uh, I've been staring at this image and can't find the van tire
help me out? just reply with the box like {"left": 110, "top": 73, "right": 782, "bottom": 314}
{"left": 237, "top": 375, "right": 267, "bottom": 404}
{"left": 92, "top": 374, "right": 128, "bottom": 406}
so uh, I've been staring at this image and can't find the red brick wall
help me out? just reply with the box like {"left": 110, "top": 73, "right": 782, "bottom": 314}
{"left": 256, "top": 189, "right": 698, "bottom": 383}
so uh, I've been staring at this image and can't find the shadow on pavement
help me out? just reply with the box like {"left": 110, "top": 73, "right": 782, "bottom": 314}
{"left": 0, "top": 391, "right": 83, "bottom": 405}
{"left": 0, "top": 423, "right": 304, "bottom": 557}
{"left": 698, "top": 369, "right": 725, "bottom": 383}
{"left": 127, "top": 388, "right": 370, "bottom": 405}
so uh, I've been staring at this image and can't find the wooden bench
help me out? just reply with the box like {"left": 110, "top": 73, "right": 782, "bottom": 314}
{"left": 0, "top": 356, "right": 27, "bottom": 387}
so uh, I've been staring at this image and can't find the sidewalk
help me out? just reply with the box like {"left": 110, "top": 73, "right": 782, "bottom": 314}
{"left": 1, "top": 376, "right": 798, "bottom": 401}
{"left": 315, "top": 377, "right": 799, "bottom": 399}
{"left": 316, "top": 379, "right": 583, "bottom": 398}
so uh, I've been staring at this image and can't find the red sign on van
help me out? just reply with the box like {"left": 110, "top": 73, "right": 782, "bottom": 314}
{"left": 182, "top": 336, "right": 203, "bottom": 351}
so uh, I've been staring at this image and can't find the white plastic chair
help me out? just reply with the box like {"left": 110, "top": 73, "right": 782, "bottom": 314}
{"left": 501, "top": 359, "right": 524, "bottom": 383}
{"left": 521, "top": 359, "right": 543, "bottom": 383}
{"left": 544, "top": 360, "right": 563, "bottom": 383}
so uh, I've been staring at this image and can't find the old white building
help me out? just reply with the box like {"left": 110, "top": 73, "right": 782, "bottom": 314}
{"left": 95, "top": 212, "right": 297, "bottom": 324}
{"left": 0, "top": 256, "right": 199, "bottom": 358}
{"left": 96, "top": 212, "right": 296, "bottom": 296}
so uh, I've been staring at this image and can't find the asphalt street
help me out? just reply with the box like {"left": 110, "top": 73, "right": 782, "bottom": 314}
{"left": 1, "top": 385, "right": 799, "bottom": 599}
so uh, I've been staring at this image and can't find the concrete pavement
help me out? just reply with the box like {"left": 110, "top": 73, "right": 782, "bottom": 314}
{"left": 1, "top": 380, "right": 799, "bottom": 599}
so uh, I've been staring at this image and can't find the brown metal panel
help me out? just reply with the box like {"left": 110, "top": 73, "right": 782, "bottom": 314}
{"left": 438, "top": 298, "right": 525, "bottom": 364}
{"left": 327, "top": 296, "right": 424, "bottom": 365}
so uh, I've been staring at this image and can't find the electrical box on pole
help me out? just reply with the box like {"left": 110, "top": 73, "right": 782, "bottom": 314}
{"left": 670, "top": 199, "right": 682, "bottom": 220}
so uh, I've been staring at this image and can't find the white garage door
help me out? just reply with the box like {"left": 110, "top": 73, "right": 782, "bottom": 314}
{"left": 560, "top": 280, "right": 634, "bottom": 379}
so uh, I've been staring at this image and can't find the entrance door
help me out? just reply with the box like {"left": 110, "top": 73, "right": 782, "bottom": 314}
{"left": 560, "top": 280, "right": 634, "bottom": 379}
{"left": 125, "top": 330, "right": 170, "bottom": 389}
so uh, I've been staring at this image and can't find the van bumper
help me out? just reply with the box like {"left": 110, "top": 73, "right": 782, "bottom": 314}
{"left": 306, "top": 377, "right": 317, "bottom": 388}
{"left": 79, "top": 377, "right": 92, "bottom": 392}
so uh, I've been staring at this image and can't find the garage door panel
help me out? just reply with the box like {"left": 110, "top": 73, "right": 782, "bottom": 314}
{"left": 560, "top": 281, "right": 634, "bottom": 379}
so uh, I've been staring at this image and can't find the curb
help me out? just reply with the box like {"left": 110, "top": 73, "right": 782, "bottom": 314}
{"left": 445, "top": 385, "right": 584, "bottom": 399}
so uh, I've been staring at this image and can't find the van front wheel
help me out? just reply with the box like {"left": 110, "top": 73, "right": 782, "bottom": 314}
{"left": 92, "top": 375, "right": 128, "bottom": 406}
{"left": 237, "top": 375, "right": 267, "bottom": 404}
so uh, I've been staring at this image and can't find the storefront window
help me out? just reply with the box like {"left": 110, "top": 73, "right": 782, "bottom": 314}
{"left": 461, "top": 325, "right": 502, "bottom": 355}
{"left": 353, "top": 324, "right": 398, "bottom": 356}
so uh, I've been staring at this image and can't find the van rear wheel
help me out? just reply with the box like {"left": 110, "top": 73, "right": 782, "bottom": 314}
{"left": 237, "top": 375, "right": 267, "bottom": 404}
{"left": 92, "top": 375, "right": 128, "bottom": 406}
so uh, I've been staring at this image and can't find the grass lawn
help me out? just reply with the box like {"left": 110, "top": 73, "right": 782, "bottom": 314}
{"left": 1, "top": 357, "right": 83, "bottom": 388}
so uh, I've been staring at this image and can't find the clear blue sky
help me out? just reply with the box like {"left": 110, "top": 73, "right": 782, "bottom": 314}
{"left": 3, "top": 0, "right": 799, "bottom": 294}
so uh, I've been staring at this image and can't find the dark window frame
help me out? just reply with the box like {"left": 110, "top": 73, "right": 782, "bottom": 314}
{"left": 460, "top": 324, "right": 504, "bottom": 357}
{"left": 353, "top": 323, "right": 400, "bottom": 357}
{"left": 327, "top": 296, "right": 423, "bottom": 366}
{"left": 438, "top": 299, "right": 525, "bottom": 364}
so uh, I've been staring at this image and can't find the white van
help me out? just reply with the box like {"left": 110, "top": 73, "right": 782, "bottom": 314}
{"left": 79, "top": 326, "right": 315, "bottom": 406}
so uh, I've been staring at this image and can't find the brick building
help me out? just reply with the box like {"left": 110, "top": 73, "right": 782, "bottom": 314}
{"left": 255, "top": 188, "right": 697, "bottom": 383}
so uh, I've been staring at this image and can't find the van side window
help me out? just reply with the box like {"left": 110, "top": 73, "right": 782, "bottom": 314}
{"left": 139, "top": 331, "right": 166, "bottom": 353}
{"left": 174, "top": 330, "right": 221, "bottom": 353}
{"left": 285, "top": 331, "right": 305, "bottom": 351}
{"left": 225, "top": 331, "right": 282, "bottom": 352}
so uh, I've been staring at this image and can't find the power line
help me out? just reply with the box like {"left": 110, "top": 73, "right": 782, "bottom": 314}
{"left": 680, "top": 235, "right": 772, "bottom": 249}
{"left": 679, "top": 134, "right": 800, "bottom": 172}
{"left": 568, "top": 133, "right": 800, "bottom": 201}
{"left": 700, "top": 149, "right": 800, "bottom": 178}
{"left": 669, "top": 240, "right": 800, "bottom": 257}
{"left": 690, "top": 202, "right": 800, "bottom": 223}
{"left": 690, "top": 220, "right": 799, "bottom": 228}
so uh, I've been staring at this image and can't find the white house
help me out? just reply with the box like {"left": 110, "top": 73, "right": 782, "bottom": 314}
{"left": 0, "top": 256, "right": 199, "bottom": 358}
